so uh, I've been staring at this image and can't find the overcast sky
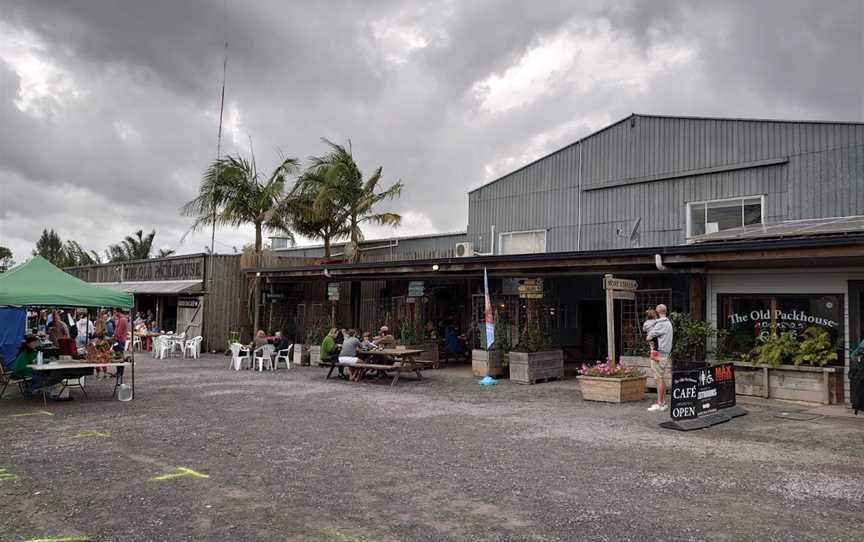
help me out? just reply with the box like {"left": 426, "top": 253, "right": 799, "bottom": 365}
{"left": 1, "top": 0, "right": 862, "bottom": 262}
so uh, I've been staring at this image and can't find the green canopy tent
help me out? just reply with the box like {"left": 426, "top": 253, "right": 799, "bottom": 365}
{"left": 0, "top": 256, "right": 137, "bottom": 399}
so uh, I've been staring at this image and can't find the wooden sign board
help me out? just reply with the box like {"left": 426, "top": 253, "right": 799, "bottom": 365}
{"left": 518, "top": 278, "right": 543, "bottom": 299}
{"left": 327, "top": 283, "right": 340, "bottom": 301}
{"left": 604, "top": 277, "right": 638, "bottom": 291}
{"left": 408, "top": 281, "right": 425, "bottom": 297}
{"left": 612, "top": 290, "right": 636, "bottom": 300}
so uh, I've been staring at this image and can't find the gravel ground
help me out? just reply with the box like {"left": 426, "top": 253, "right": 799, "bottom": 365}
{"left": 1, "top": 354, "right": 863, "bottom": 541}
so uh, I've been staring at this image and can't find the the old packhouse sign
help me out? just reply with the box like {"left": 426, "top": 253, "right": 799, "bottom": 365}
{"left": 123, "top": 258, "right": 204, "bottom": 281}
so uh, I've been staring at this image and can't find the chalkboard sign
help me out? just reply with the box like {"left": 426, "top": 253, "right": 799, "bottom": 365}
{"left": 671, "top": 371, "right": 699, "bottom": 420}
{"left": 671, "top": 363, "right": 736, "bottom": 421}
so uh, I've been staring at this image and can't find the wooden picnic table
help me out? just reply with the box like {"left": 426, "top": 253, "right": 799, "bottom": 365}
{"left": 322, "top": 348, "right": 432, "bottom": 387}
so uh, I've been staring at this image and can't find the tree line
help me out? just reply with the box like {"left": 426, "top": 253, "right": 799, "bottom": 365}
{"left": 181, "top": 138, "right": 403, "bottom": 262}
{"left": 31, "top": 229, "right": 175, "bottom": 268}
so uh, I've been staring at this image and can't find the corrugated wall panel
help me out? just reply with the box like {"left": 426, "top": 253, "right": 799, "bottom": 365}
{"left": 468, "top": 116, "right": 864, "bottom": 253}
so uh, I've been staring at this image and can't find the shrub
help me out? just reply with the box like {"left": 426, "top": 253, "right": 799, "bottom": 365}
{"left": 514, "top": 319, "right": 551, "bottom": 353}
{"left": 669, "top": 312, "right": 715, "bottom": 362}
{"left": 751, "top": 331, "right": 798, "bottom": 367}
{"left": 792, "top": 326, "right": 838, "bottom": 367}
{"left": 491, "top": 319, "right": 511, "bottom": 352}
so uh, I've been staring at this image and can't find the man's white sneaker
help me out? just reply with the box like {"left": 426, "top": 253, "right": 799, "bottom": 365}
{"left": 658, "top": 404, "right": 669, "bottom": 412}
{"left": 647, "top": 404, "right": 662, "bottom": 412}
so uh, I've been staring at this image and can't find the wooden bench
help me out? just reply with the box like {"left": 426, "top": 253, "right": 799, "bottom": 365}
{"left": 319, "top": 349, "right": 432, "bottom": 387}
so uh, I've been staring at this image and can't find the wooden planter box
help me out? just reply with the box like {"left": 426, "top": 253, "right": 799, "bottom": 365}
{"left": 577, "top": 375, "right": 647, "bottom": 403}
{"left": 472, "top": 349, "right": 505, "bottom": 377}
{"left": 733, "top": 361, "right": 843, "bottom": 405}
{"left": 509, "top": 350, "right": 564, "bottom": 384}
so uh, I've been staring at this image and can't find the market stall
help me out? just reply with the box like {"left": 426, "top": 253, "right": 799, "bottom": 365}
{"left": 0, "top": 256, "right": 136, "bottom": 400}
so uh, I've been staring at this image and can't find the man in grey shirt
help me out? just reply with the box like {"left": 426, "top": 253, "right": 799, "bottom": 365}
{"left": 338, "top": 330, "right": 361, "bottom": 365}
{"left": 646, "top": 304, "right": 674, "bottom": 412}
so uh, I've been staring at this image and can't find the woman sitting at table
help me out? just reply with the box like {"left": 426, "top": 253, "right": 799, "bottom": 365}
{"left": 12, "top": 335, "right": 40, "bottom": 380}
{"left": 251, "top": 329, "right": 269, "bottom": 350}
{"left": 149, "top": 321, "right": 161, "bottom": 333}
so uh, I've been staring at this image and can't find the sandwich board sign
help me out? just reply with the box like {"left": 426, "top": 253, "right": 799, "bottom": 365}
{"left": 661, "top": 362, "right": 747, "bottom": 431}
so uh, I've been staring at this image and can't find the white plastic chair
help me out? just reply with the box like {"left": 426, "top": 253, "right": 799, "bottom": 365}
{"left": 274, "top": 345, "right": 293, "bottom": 370}
{"left": 152, "top": 335, "right": 163, "bottom": 358}
{"left": 132, "top": 335, "right": 143, "bottom": 351}
{"left": 253, "top": 344, "right": 275, "bottom": 372}
{"left": 183, "top": 336, "right": 203, "bottom": 359}
{"left": 229, "top": 342, "right": 250, "bottom": 371}
{"left": 170, "top": 333, "right": 186, "bottom": 356}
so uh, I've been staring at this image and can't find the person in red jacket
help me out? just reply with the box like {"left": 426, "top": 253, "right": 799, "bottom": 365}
{"left": 113, "top": 310, "right": 129, "bottom": 352}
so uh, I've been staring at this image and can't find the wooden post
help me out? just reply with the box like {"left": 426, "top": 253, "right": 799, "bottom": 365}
{"left": 689, "top": 274, "right": 704, "bottom": 320}
{"left": 605, "top": 274, "right": 616, "bottom": 369}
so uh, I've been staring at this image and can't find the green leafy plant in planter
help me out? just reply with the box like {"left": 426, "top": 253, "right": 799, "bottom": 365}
{"left": 514, "top": 319, "right": 551, "bottom": 353}
{"left": 751, "top": 331, "right": 798, "bottom": 367}
{"left": 792, "top": 326, "right": 839, "bottom": 367}
{"left": 491, "top": 318, "right": 512, "bottom": 366}
{"left": 669, "top": 312, "right": 715, "bottom": 363}
{"left": 305, "top": 323, "right": 328, "bottom": 346}
{"left": 399, "top": 320, "right": 426, "bottom": 346}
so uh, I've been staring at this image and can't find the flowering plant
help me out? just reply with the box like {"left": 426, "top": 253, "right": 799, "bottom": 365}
{"left": 579, "top": 361, "right": 643, "bottom": 378}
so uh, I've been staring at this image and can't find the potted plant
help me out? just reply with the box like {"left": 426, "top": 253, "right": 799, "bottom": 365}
{"left": 509, "top": 319, "right": 563, "bottom": 384}
{"left": 472, "top": 319, "right": 510, "bottom": 377}
{"left": 577, "top": 361, "right": 646, "bottom": 403}
{"left": 306, "top": 324, "right": 328, "bottom": 366}
{"left": 400, "top": 320, "right": 439, "bottom": 366}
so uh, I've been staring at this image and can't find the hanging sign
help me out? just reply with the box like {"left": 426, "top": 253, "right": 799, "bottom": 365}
{"left": 518, "top": 279, "right": 543, "bottom": 299}
{"left": 327, "top": 283, "right": 340, "bottom": 301}
{"left": 612, "top": 290, "right": 636, "bottom": 300}
{"left": 408, "top": 281, "right": 425, "bottom": 298}
{"left": 177, "top": 297, "right": 200, "bottom": 309}
{"left": 604, "top": 277, "right": 637, "bottom": 291}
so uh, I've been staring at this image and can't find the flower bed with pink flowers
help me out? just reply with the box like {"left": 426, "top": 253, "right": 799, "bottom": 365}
{"left": 578, "top": 361, "right": 643, "bottom": 379}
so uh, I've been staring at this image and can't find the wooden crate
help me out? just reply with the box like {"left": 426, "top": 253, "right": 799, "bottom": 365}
{"left": 509, "top": 350, "right": 564, "bottom": 384}
{"left": 577, "top": 376, "right": 647, "bottom": 403}
{"left": 472, "top": 349, "right": 504, "bottom": 377}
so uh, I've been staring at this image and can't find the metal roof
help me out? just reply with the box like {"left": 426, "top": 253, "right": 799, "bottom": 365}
{"left": 691, "top": 216, "right": 864, "bottom": 244}
{"left": 93, "top": 280, "right": 203, "bottom": 294}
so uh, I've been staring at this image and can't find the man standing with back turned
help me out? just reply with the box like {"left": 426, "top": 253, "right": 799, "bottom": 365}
{"left": 646, "top": 304, "right": 674, "bottom": 412}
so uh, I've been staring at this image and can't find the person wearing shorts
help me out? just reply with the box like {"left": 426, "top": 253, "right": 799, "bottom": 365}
{"left": 646, "top": 304, "right": 674, "bottom": 412}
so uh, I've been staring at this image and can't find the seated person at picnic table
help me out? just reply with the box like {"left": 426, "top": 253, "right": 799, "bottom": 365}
{"left": 149, "top": 320, "right": 161, "bottom": 333}
{"left": 251, "top": 329, "right": 269, "bottom": 349}
{"left": 360, "top": 331, "right": 375, "bottom": 350}
{"left": 374, "top": 326, "right": 396, "bottom": 349}
{"left": 320, "top": 328, "right": 344, "bottom": 377}
{"left": 338, "top": 329, "right": 363, "bottom": 381}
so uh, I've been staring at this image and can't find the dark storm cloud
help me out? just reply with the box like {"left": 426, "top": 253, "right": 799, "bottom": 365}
{"left": 0, "top": 0, "right": 861, "bottom": 261}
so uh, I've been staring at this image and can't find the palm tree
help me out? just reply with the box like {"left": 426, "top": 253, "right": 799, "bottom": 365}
{"left": 157, "top": 248, "right": 176, "bottom": 258}
{"left": 105, "top": 230, "right": 156, "bottom": 262}
{"left": 280, "top": 169, "right": 350, "bottom": 258}
{"left": 181, "top": 154, "right": 299, "bottom": 252}
{"left": 303, "top": 139, "right": 403, "bottom": 262}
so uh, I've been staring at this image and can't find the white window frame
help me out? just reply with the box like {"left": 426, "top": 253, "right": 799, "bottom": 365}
{"left": 497, "top": 229, "right": 547, "bottom": 255}
{"left": 686, "top": 195, "right": 765, "bottom": 239}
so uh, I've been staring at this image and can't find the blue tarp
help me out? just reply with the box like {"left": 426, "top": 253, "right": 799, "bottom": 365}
{"left": 0, "top": 307, "right": 26, "bottom": 368}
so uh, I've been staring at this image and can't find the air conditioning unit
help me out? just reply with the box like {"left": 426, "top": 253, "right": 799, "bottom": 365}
{"left": 455, "top": 242, "right": 474, "bottom": 257}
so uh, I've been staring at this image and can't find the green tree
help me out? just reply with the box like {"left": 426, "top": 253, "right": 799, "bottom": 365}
{"left": 181, "top": 154, "right": 299, "bottom": 252}
{"left": 280, "top": 169, "right": 350, "bottom": 258}
{"left": 61, "top": 240, "right": 101, "bottom": 266}
{"left": 33, "top": 229, "right": 65, "bottom": 265}
{"left": 0, "top": 245, "right": 14, "bottom": 272}
{"left": 105, "top": 229, "right": 156, "bottom": 262}
{"left": 303, "top": 139, "right": 402, "bottom": 262}
{"left": 157, "top": 248, "right": 176, "bottom": 258}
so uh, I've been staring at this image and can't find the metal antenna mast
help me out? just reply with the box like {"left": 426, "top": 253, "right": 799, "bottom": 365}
{"left": 209, "top": 40, "right": 228, "bottom": 290}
